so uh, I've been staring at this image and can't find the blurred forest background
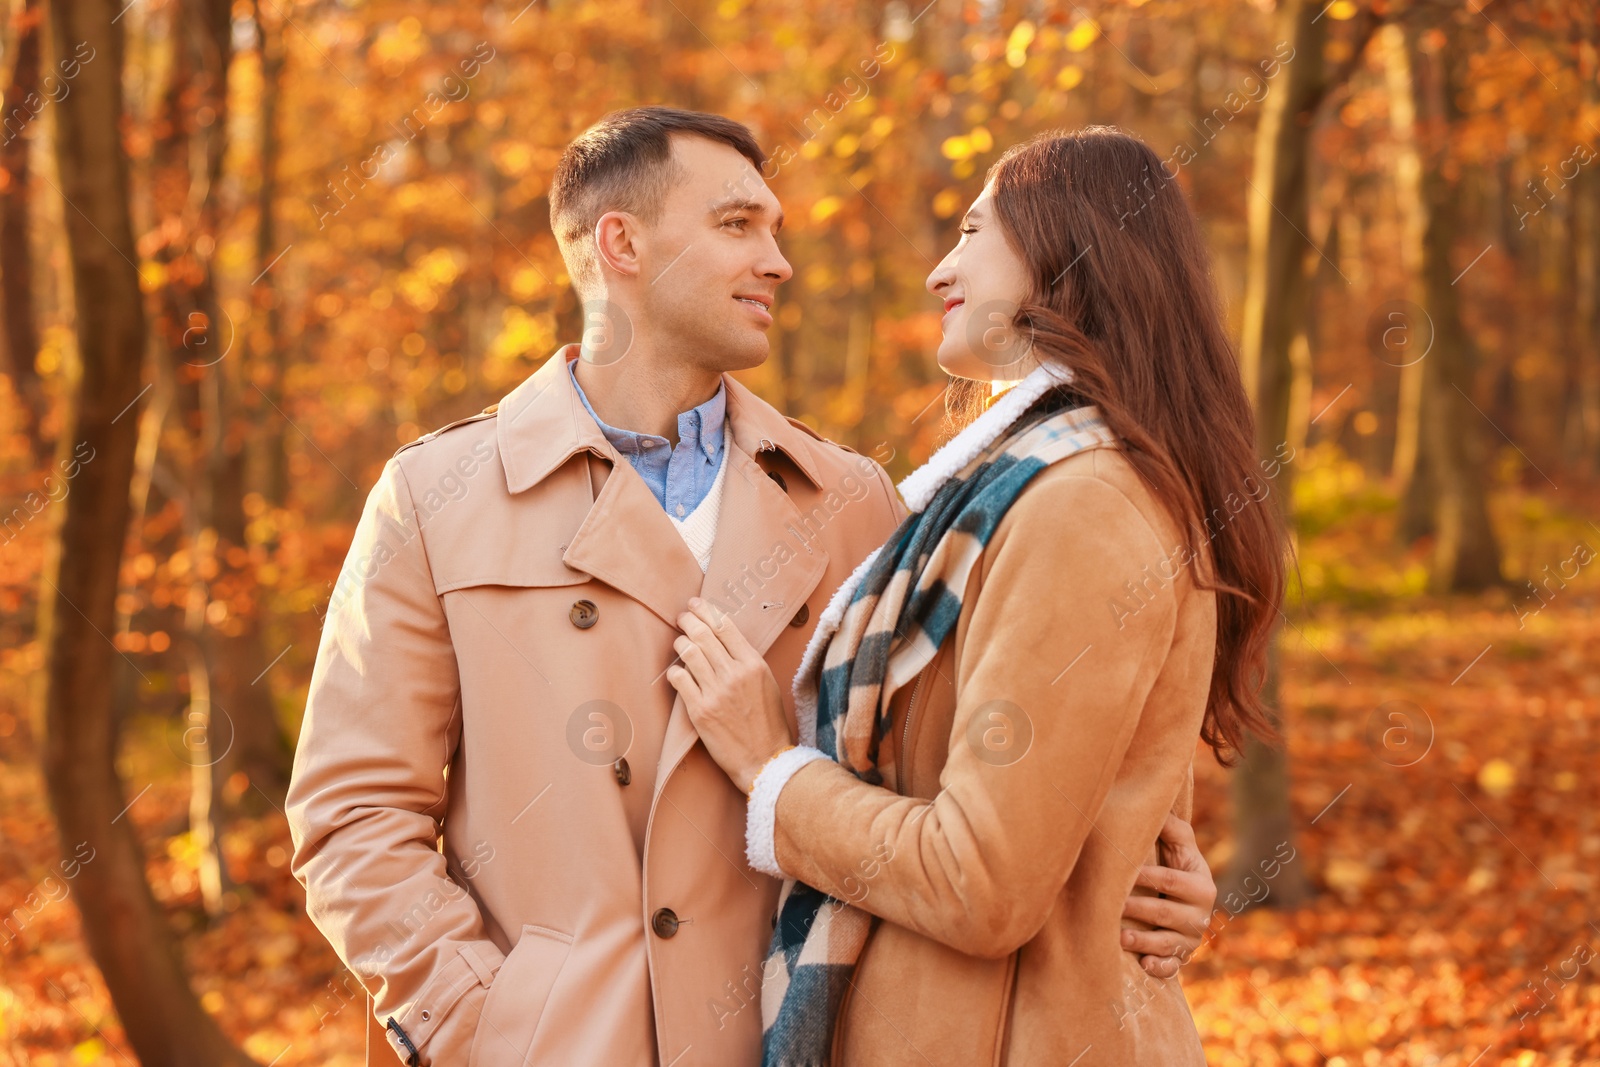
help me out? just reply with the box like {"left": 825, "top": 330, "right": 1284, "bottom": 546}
{"left": 1, "top": 0, "right": 1598, "bottom": 1063}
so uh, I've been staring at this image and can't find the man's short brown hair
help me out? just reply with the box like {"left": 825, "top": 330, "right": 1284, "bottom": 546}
{"left": 549, "top": 107, "right": 767, "bottom": 296}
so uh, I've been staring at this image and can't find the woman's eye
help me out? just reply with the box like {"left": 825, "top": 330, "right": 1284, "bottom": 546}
{"left": 959, "top": 226, "right": 977, "bottom": 235}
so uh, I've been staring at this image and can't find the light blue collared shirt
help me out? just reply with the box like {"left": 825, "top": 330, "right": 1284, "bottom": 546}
{"left": 567, "top": 357, "right": 727, "bottom": 519}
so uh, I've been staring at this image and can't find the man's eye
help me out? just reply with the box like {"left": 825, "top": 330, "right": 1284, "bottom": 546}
{"left": 723, "top": 217, "right": 748, "bottom": 229}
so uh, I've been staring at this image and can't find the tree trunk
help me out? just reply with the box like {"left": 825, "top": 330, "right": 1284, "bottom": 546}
{"left": 1381, "top": 22, "right": 1434, "bottom": 543}
{"left": 251, "top": 0, "right": 290, "bottom": 506}
{"left": 185, "top": 0, "right": 294, "bottom": 814}
{"left": 1227, "top": 0, "right": 1327, "bottom": 910}
{"left": 1410, "top": 21, "right": 1502, "bottom": 592}
{"left": 0, "top": 0, "right": 46, "bottom": 460}
{"left": 1573, "top": 23, "right": 1600, "bottom": 473}
{"left": 38, "top": 0, "right": 258, "bottom": 1062}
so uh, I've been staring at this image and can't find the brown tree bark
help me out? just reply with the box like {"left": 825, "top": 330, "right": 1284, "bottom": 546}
{"left": 1382, "top": 21, "right": 1435, "bottom": 543}
{"left": 1571, "top": 22, "right": 1600, "bottom": 473}
{"left": 1408, "top": 19, "right": 1503, "bottom": 592}
{"left": 1228, "top": 0, "right": 1334, "bottom": 910}
{"left": 0, "top": 0, "right": 46, "bottom": 459}
{"left": 182, "top": 0, "right": 294, "bottom": 819}
{"left": 37, "top": 0, "right": 259, "bottom": 1061}
{"left": 250, "top": 0, "right": 290, "bottom": 506}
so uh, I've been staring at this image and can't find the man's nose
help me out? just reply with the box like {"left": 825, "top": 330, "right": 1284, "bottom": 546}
{"left": 763, "top": 244, "right": 793, "bottom": 283}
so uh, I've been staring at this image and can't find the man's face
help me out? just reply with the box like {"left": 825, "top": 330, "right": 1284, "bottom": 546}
{"left": 633, "top": 135, "right": 792, "bottom": 374}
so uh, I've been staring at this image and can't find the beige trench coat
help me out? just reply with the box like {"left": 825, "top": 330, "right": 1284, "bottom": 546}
{"left": 285, "top": 345, "right": 906, "bottom": 1066}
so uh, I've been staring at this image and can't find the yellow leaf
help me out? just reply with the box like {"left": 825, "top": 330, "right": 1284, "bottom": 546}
{"left": 1006, "top": 20, "right": 1036, "bottom": 54}
{"left": 139, "top": 261, "right": 166, "bottom": 293}
{"left": 72, "top": 1039, "right": 107, "bottom": 1064}
{"left": 492, "top": 141, "right": 534, "bottom": 177}
{"left": 1329, "top": 0, "right": 1357, "bottom": 18}
{"left": 1324, "top": 857, "right": 1370, "bottom": 893}
{"left": 1065, "top": 20, "right": 1100, "bottom": 52}
{"left": 811, "top": 196, "right": 843, "bottom": 222}
{"left": 509, "top": 267, "right": 543, "bottom": 303}
{"left": 1478, "top": 758, "right": 1516, "bottom": 797}
{"left": 932, "top": 188, "right": 963, "bottom": 219}
{"left": 941, "top": 135, "right": 972, "bottom": 161}
{"left": 969, "top": 126, "right": 993, "bottom": 153}
{"left": 1006, "top": 20, "right": 1035, "bottom": 67}
{"left": 1057, "top": 65, "right": 1084, "bottom": 90}
{"left": 803, "top": 264, "right": 836, "bottom": 292}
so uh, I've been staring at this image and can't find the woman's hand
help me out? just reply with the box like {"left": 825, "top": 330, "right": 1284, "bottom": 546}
{"left": 666, "top": 597, "right": 794, "bottom": 794}
{"left": 1120, "top": 812, "right": 1217, "bottom": 978}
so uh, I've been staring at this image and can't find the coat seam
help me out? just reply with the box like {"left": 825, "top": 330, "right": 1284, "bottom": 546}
{"left": 392, "top": 457, "right": 459, "bottom": 822}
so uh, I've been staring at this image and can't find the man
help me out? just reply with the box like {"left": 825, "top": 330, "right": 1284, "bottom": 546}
{"left": 286, "top": 107, "right": 1211, "bottom": 1067}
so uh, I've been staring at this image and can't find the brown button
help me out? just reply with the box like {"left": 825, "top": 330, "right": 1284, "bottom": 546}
{"left": 613, "top": 757, "right": 631, "bottom": 786}
{"left": 788, "top": 603, "right": 810, "bottom": 627}
{"left": 569, "top": 599, "right": 599, "bottom": 629}
{"left": 767, "top": 470, "right": 788, "bottom": 493}
{"left": 652, "top": 907, "right": 680, "bottom": 938}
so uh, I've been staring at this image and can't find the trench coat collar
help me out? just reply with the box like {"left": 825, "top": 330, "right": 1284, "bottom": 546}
{"left": 496, "top": 344, "right": 825, "bottom": 498}
{"left": 497, "top": 346, "right": 838, "bottom": 806}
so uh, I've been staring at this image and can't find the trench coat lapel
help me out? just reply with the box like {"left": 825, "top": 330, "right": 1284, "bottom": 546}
{"left": 499, "top": 346, "right": 705, "bottom": 628}
{"left": 560, "top": 458, "right": 706, "bottom": 628}
{"left": 653, "top": 383, "right": 833, "bottom": 802}
{"left": 499, "top": 348, "right": 839, "bottom": 802}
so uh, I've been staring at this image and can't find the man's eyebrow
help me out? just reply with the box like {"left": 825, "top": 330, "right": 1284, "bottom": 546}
{"left": 708, "top": 197, "right": 786, "bottom": 231}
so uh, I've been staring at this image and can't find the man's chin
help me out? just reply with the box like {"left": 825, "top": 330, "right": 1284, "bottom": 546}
{"left": 707, "top": 330, "right": 771, "bottom": 374}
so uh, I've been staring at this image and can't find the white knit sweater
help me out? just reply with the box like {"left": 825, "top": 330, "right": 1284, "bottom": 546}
{"left": 670, "top": 428, "right": 728, "bottom": 572}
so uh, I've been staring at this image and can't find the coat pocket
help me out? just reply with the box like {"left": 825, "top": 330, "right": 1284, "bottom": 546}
{"left": 467, "top": 924, "right": 574, "bottom": 1067}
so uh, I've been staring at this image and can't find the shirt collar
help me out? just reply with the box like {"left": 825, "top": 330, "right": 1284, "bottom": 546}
{"left": 566, "top": 356, "right": 726, "bottom": 461}
{"left": 495, "top": 345, "right": 827, "bottom": 495}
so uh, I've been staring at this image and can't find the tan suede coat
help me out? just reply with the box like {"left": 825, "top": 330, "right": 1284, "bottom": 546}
{"left": 769, "top": 445, "right": 1216, "bottom": 1066}
{"left": 285, "top": 345, "right": 906, "bottom": 1066}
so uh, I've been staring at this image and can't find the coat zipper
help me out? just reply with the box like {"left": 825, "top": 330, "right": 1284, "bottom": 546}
{"left": 993, "top": 949, "right": 1021, "bottom": 1066}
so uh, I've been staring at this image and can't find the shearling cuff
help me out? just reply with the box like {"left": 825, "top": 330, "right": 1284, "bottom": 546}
{"left": 746, "top": 745, "right": 831, "bottom": 877}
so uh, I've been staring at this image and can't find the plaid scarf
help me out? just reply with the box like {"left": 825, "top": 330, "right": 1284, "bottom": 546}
{"left": 758, "top": 365, "right": 1118, "bottom": 1066}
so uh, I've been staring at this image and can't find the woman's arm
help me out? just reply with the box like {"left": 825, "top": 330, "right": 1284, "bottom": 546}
{"left": 674, "top": 470, "right": 1203, "bottom": 963}
{"left": 782, "top": 472, "right": 1181, "bottom": 959}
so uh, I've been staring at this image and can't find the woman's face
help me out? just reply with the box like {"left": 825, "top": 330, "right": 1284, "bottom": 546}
{"left": 925, "top": 184, "right": 1038, "bottom": 382}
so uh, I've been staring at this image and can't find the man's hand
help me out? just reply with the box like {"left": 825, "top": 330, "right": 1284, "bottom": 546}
{"left": 1120, "top": 812, "right": 1217, "bottom": 978}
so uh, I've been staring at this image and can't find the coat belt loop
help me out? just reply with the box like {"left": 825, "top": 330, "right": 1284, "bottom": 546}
{"left": 459, "top": 942, "right": 500, "bottom": 987}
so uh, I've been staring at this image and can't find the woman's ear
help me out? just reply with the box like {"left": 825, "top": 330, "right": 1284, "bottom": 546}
{"left": 593, "top": 210, "right": 643, "bottom": 281}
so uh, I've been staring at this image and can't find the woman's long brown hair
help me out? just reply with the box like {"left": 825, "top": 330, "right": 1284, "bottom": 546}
{"left": 964, "top": 126, "right": 1288, "bottom": 762}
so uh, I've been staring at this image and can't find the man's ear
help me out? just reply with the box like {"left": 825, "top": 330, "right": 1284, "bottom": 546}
{"left": 594, "top": 210, "right": 643, "bottom": 281}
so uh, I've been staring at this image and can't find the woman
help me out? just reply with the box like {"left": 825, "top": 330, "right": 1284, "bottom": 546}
{"left": 667, "top": 127, "right": 1285, "bottom": 1066}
